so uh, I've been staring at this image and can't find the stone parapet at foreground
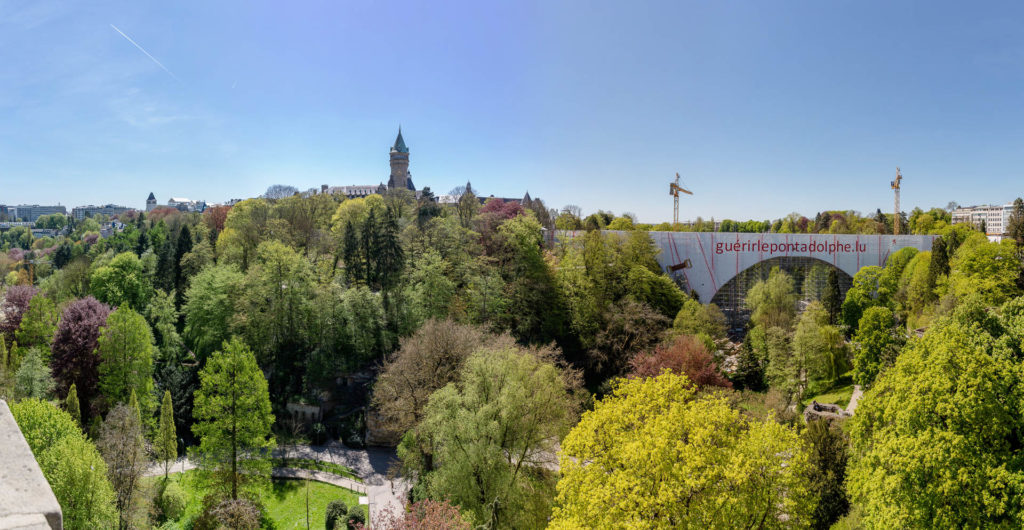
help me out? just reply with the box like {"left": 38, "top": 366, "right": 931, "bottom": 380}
{"left": 0, "top": 400, "right": 62, "bottom": 530}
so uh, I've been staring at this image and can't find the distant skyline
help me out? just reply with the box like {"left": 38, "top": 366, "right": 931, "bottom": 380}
{"left": 4, "top": 1, "right": 1024, "bottom": 222}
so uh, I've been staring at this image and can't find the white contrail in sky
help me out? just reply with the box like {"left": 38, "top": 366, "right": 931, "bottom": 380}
{"left": 109, "top": 24, "right": 180, "bottom": 82}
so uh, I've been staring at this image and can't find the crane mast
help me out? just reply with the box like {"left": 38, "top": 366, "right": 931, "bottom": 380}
{"left": 669, "top": 172, "right": 693, "bottom": 226}
{"left": 891, "top": 167, "right": 902, "bottom": 235}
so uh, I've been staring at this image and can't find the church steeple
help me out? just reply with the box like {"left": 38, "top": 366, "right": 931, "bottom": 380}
{"left": 392, "top": 127, "right": 409, "bottom": 154}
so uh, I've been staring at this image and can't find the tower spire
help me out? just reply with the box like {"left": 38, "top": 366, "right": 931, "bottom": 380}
{"left": 392, "top": 126, "right": 408, "bottom": 154}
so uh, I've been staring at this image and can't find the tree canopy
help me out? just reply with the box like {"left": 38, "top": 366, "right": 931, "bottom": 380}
{"left": 550, "top": 372, "right": 814, "bottom": 529}
{"left": 191, "top": 337, "right": 275, "bottom": 502}
{"left": 848, "top": 297, "right": 1024, "bottom": 527}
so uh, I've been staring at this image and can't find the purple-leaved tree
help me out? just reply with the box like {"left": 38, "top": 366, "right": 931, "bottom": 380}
{"left": 51, "top": 296, "right": 111, "bottom": 422}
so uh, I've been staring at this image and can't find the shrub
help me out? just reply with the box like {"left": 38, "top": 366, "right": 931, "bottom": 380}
{"left": 210, "top": 499, "right": 260, "bottom": 530}
{"left": 628, "top": 334, "right": 731, "bottom": 389}
{"left": 325, "top": 499, "right": 348, "bottom": 530}
{"left": 158, "top": 481, "right": 187, "bottom": 521}
{"left": 345, "top": 505, "right": 366, "bottom": 529}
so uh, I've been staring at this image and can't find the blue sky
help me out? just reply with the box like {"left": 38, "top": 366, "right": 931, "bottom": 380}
{"left": 3, "top": 1, "right": 1024, "bottom": 222}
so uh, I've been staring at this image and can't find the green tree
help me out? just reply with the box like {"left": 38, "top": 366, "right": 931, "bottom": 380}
{"left": 896, "top": 251, "right": 933, "bottom": 325}
{"left": 157, "top": 390, "right": 177, "bottom": 478}
{"left": 841, "top": 266, "right": 885, "bottom": 333}
{"left": 821, "top": 268, "right": 842, "bottom": 325}
{"left": 732, "top": 334, "right": 767, "bottom": 391}
{"left": 341, "top": 286, "right": 385, "bottom": 363}
{"left": 325, "top": 499, "right": 349, "bottom": 530}
{"left": 1008, "top": 197, "right": 1024, "bottom": 245}
{"left": 90, "top": 251, "right": 151, "bottom": 310}
{"left": 456, "top": 188, "right": 480, "bottom": 228}
{"left": 550, "top": 372, "right": 814, "bottom": 529}
{"left": 376, "top": 207, "right": 406, "bottom": 291}
{"left": 234, "top": 240, "right": 314, "bottom": 397}
{"left": 65, "top": 383, "right": 81, "bottom": 428}
{"left": 947, "top": 235, "right": 1022, "bottom": 306}
{"left": 183, "top": 264, "right": 245, "bottom": 362}
{"left": 463, "top": 262, "right": 509, "bottom": 326}
{"left": 14, "top": 348, "right": 54, "bottom": 399}
{"left": 97, "top": 403, "right": 148, "bottom": 530}
{"left": 192, "top": 338, "right": 276, "bottom": 502}
{"left": 400, "top": 347, "right": 576, "bottom": 529}
{"left": 847, "top": 298, "right": 1024, "bottom": 527}
{"left": 761, "top": 324, "right": 801, "bottom": 402}
{"left": 342, "top": 219, "right": 364, "bottom": 284}
{"left": 672, "top": 297, "right": 727, "bottom": 340}
{"left": 14, "top": 294, "right": 60, "bottom": 353}
{"left": 588, "top": 299, "right": 669, "bottom": 381}
{"left": 145, "top": 289, "right": 184, "bottom": 362}
{"left": 803, "top": 419, "right": 850, "bottom": 529}
{"left": 878, "top": 247, "right": 919, "bottom": 302}
{"left": 495, "top": 215, "right": 566, "bottom": 344}
{"left": 792, "top": 302, "right": 849, "bottom": 394}
{"left": 216, "top": 198, "right": 271, "bottom": 270}
{"left": 96, "top": 307, "right": 156, "bottom": 420}
{"left": 746, "top": 267, "right": 798, "bottom": 330}
{"left": 606, "top": 216, "right": 635, "bottom": 230}
{"left": 622, "top": 264, "right": 685, "bottom": 318}
{"left": 926, "top": 236, "right": 949, "bottom": 292}
{"left": 851, "top": 306, "right": 901, "bottom": 387}
{"left": 405, "top": 249, "right": 456, "bottom": 324}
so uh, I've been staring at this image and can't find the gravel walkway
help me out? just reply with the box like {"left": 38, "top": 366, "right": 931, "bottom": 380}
{"left": 846, "top": 385, "right": 864, "bottom": 414}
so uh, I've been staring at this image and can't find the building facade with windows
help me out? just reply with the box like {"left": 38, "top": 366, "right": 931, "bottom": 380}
{"left": 952, "top": 203, "right": 1014, "bottom": 235}
{"left": 6, "top": 205, "right": 67, "bottom": 222}
{"left": 72, "top": 204, "right": 132, "bottom": 220}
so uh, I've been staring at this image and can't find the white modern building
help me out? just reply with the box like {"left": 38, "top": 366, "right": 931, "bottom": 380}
{"left": 952, "top": 203, "right": 1015, "bottom": 235}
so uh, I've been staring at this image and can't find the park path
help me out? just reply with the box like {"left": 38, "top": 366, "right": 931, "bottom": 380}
{"left": 846, "top": 385, "right": 864, "bottom": 414}
{"left": 144, "top": 443, "right": 409, "bottom": 523}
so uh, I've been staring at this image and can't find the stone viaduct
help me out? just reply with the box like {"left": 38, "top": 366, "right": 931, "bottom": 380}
{"left": 553, "top": 231, "right": 937, "bottom": 304}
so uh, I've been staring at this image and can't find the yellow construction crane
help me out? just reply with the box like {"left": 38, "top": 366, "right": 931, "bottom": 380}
{"left": 670, "top": 172, "right": 693, "bottom": 225}
{"left": 891, "top": 167, "right": 902, "bottom": 235}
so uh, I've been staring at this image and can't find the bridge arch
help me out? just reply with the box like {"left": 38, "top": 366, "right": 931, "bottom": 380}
{"left": 709, "top": 256, "right": 854, "bottom": 330}
{"left": 637, "top": 231, "right": 936, "bottom": 304}
{"left": 551, "top": 230, "right": 936, "bottom": 308}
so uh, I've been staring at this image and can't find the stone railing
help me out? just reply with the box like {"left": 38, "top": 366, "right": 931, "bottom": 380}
{"left": 0, "top": 400, "right": 62, "bottom": 530}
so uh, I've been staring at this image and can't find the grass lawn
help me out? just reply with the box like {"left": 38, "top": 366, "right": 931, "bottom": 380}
{"left": 802, "top": 383, "right": 855, "bottom": 409}
{"left": 801, "top": 372, "right": 856, "bottom": 410}
{"left": 265, "top": 477, "right": 365, "bottom": 529}
{"left": 151, "top": 470, "right": 367, "bottom": 529}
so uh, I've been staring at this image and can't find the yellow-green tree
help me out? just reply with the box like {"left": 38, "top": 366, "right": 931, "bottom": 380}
{"left": 89, "top": 252, "right": 151, "bottom": 310}
{"left": 216, "top": 198, "right": 271, "bottom": 270}
{"left": 947, "top": 235, "right": 1022, "bottom": 306}
{"left": 550, "top": 372, "right": 814, "bottom": 529}
{"left": 848, "top": 296, "right": 1024, "bottom": 527}
{"left": 851, "top": 306, "right": 902, "bottom": 388}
